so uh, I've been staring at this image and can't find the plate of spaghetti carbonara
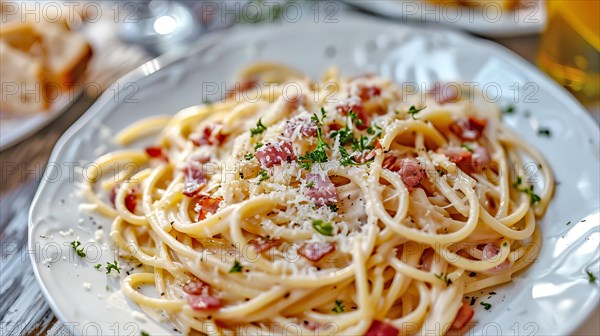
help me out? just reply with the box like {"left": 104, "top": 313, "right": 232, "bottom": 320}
{"left": 29, "top": 14, "right": 599, "bottom": 336}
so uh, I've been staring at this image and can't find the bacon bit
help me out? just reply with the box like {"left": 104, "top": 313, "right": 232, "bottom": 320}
{"left": 305, "top": 173, "right": 338, "bottom": 206}
{"left": 419, "top": 248, "right": 435, "bottom": 272}
{"left": 336, "top": 100, "right": 369, "bottom": 130}
{"left": 298, "top": 242, "right": 336, "bottom": 262}
{"left": 248, "top": 236, "right": 282, "bottom": 253}
{"left": 382, "top": 156, "right": 397, "bottom": 170}
{"left": 439, "top": 146, "right": 473, "bottom": 173}
{"left": 213, "top": 320, "right": 228, "bottom": 329}
{"left": 284, "top": 118, "right": 317, "bottom": 138}
{"left": 183, "top": 278, "right": 209, "bottom": 295}
{"left": 358, "top": 85, "right": 382, "bottom": 101}
{"left": 145, "top": 146, "right": 165, "bottom": 159}
{"left": 191, "top": 124, "right": 228, "bottom": 147}
{"left": 125, "top": 193, "right": 137, "bottom": 213}
{"left": 471, "top": 146, "right": 491, "bottom": 171}
{"left": 183, "top": 164, "right": 207, "bottom": 197}
{"left": 353, "top": 139, "right": 382, "bottom": 163}
{"left": 226, "top": 80, "right": 257, "bottom": 99}
{"left": 450, "top": 302, "right": 474, "bottom": 330}
{"left": 450, "top": 117, "right": 487, "bottom": 140}
{"left": 383, "top": 157, "right": 423, "bottom": 189}
{"left": 110, "top": 184, "right": 137, "bottom": 213}
{"left": 439, "top": 146, "right": 490, "bottom": 174}
{"left": 187, "top": 294, "right": 222, "bottom": 311}
{"left": 194, "top": 194, "right": 223, "bottom": 221}
{"left": 305, "top": 321, "right": 319, "bottom": 331}
{"left": 255, "top": 141, "right": 297, "bottom": 168}
{"left": 365, "top": 320, "right": 399, "bottom": 336}
{"left": 482, "top": 243, "right": 510, "bottom": 271}
{"left": 328, "top": 123, "right": 343, "bottom": 131}
{"left": 432, "top": 84, "right": 460, "bottom": 104}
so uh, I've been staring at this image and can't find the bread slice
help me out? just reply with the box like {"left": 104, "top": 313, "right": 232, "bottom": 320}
{"left": 31, "top": 23, "right": 92, "bottom": 89}
{"left": 0, "top": 0, "right": 73, "bottom": 29}
{"left": 0, "top": 41, "right": 48, "bottom": 113}
{"left": 0, "top": 21, "right": 39, "bottom": 51}
{"left": 0, "top": 1, "right": 92, "bottom": 113}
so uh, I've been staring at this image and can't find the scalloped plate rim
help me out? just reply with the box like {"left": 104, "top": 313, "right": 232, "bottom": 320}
{"left": 29, "top": 14, "right": 599, "bottom": 336}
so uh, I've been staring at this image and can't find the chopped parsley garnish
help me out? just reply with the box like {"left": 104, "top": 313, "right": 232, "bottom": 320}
{"left": 105, "top": 260, "right": 120, "bottom": 274}
{"left": 366, "top": 125, "right": 382, "bottom": 137}
{"left": 587, "top": 270, "right": 597, "bottom": 283}
{"left": 512, "top": 176, "right": 541, "bottom": 205}
{"left": 339, "top": 147, "right": 354, "bottom": 166}
{"left": 306, "top": 181, "right": 314, "bottom": 188}
{"left": 348, "top": 110, "right": 363, "bottom": 126}
{"left": 257, "top": 169, "right": 269, "bottom": 184}
{"left": 94, "top": 264, "right": 102, "bottom": 269}
{"left": 311, "top": 107, "right": 327, "bottom": 125}
{"left": 297, "top": 128, "right": 330, "bottom": 170}
{"left": 105, "top": 285, "right": 110, "bottom": 291}
{"left": 537, "top": 128, "right": 552, "bottom": 137}
{"left": 407, "top": 105, "right": 426, "bottom": 120}
{"left": 70, "top": 240, "right": 86, "bottom": 258}
{"left": 480, "top": 301, "right": 492, "bottom": 310}
{"left": 141, "top": 332, "right": 150, "bottom": 336}
{"left": 250, "top": 118, "right": 267, "bottom": 136}
{"left": 330, "top": 125, "right": 355, "bottom": 146}
{"left": 503, "top": 105, "right": 515, "bottom": 114}
{"left": 461, "top": 144, "right": 473, "bottom": 152}
{"left": 332, "top": 300, "right": 345, "bottom": 313}
{"left": 312, "top": 219, "right": 334, "bottom": 236}
{"left": 229, "top": 260, "right": 243, "bottom": 273}
{"left": 434, "top": 272, "right": 452, "bottom": 286}
{"left": 244, "top": 153, "right": 254, "bottom": 160}
{"left": 352, "top": 135, "right": 374, "bottom": 152}
{"left": 327, "top": 203, "right": 338, "bottom": 212}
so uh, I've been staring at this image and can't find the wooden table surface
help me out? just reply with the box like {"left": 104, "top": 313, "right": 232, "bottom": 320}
{"left": 1, "top": 3, "right": 598, "bottom": 336}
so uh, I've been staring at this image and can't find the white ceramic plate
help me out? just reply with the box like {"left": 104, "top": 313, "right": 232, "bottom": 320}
{"left": 346, "top": 0, "right": 546, "bottom": 37}
{"left": 29, "top": 14, "right": 599, "bottom": 335}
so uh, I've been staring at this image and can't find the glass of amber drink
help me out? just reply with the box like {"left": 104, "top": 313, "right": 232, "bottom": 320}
{"left": 536, "top": 0, "right": 599, "bottom": 104}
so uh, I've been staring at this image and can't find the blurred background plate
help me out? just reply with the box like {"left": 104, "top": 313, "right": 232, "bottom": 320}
{"left": 0, "top": 88, "right": 83, "bottom": 151}
{"left": 346, "top": 0, "right": 546, "bottom": 37}
{"left": 29, "top": 13, "right": 599, "bottom": 336}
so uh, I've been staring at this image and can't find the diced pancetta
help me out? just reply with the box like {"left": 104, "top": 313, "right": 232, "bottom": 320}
{"left": 183, "top": 164, "right": 207, "bottom": 197}
{"left": 255, "top": 141, "right": 297, "bottom": 168}
{"left": 248, "top": 236, "right": 282, "bottom": 253}
{"left": 183, "top": 278, "right": 209, "bottom": 295}
{"left": 298, "top": 242, "right": 336, "bottom": 262}
{"left": 450, "top": 302, "right": 474, "bottom": 330}
{"left": 304, "top": 173, "right": 338, "bottom": 206}
{"left": 365, "top": 320, "right": 399, "bottom": 336}
{"left": 482, "top": 243, "right": 510, "bottom": 272}
{"left": 191, "top": 123, "right": 228, "bottom": 146}
{"left": 187, "top": 294, "right": 222, "bottom": 311}
{"left": 449, "top": 117, "right": 487, "bottom": 140}
{"left": 194, "top": 194, "right": 223, "bottom": 221}
{"left": 383, "top": 157, "right": 423, "bottom": 189}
